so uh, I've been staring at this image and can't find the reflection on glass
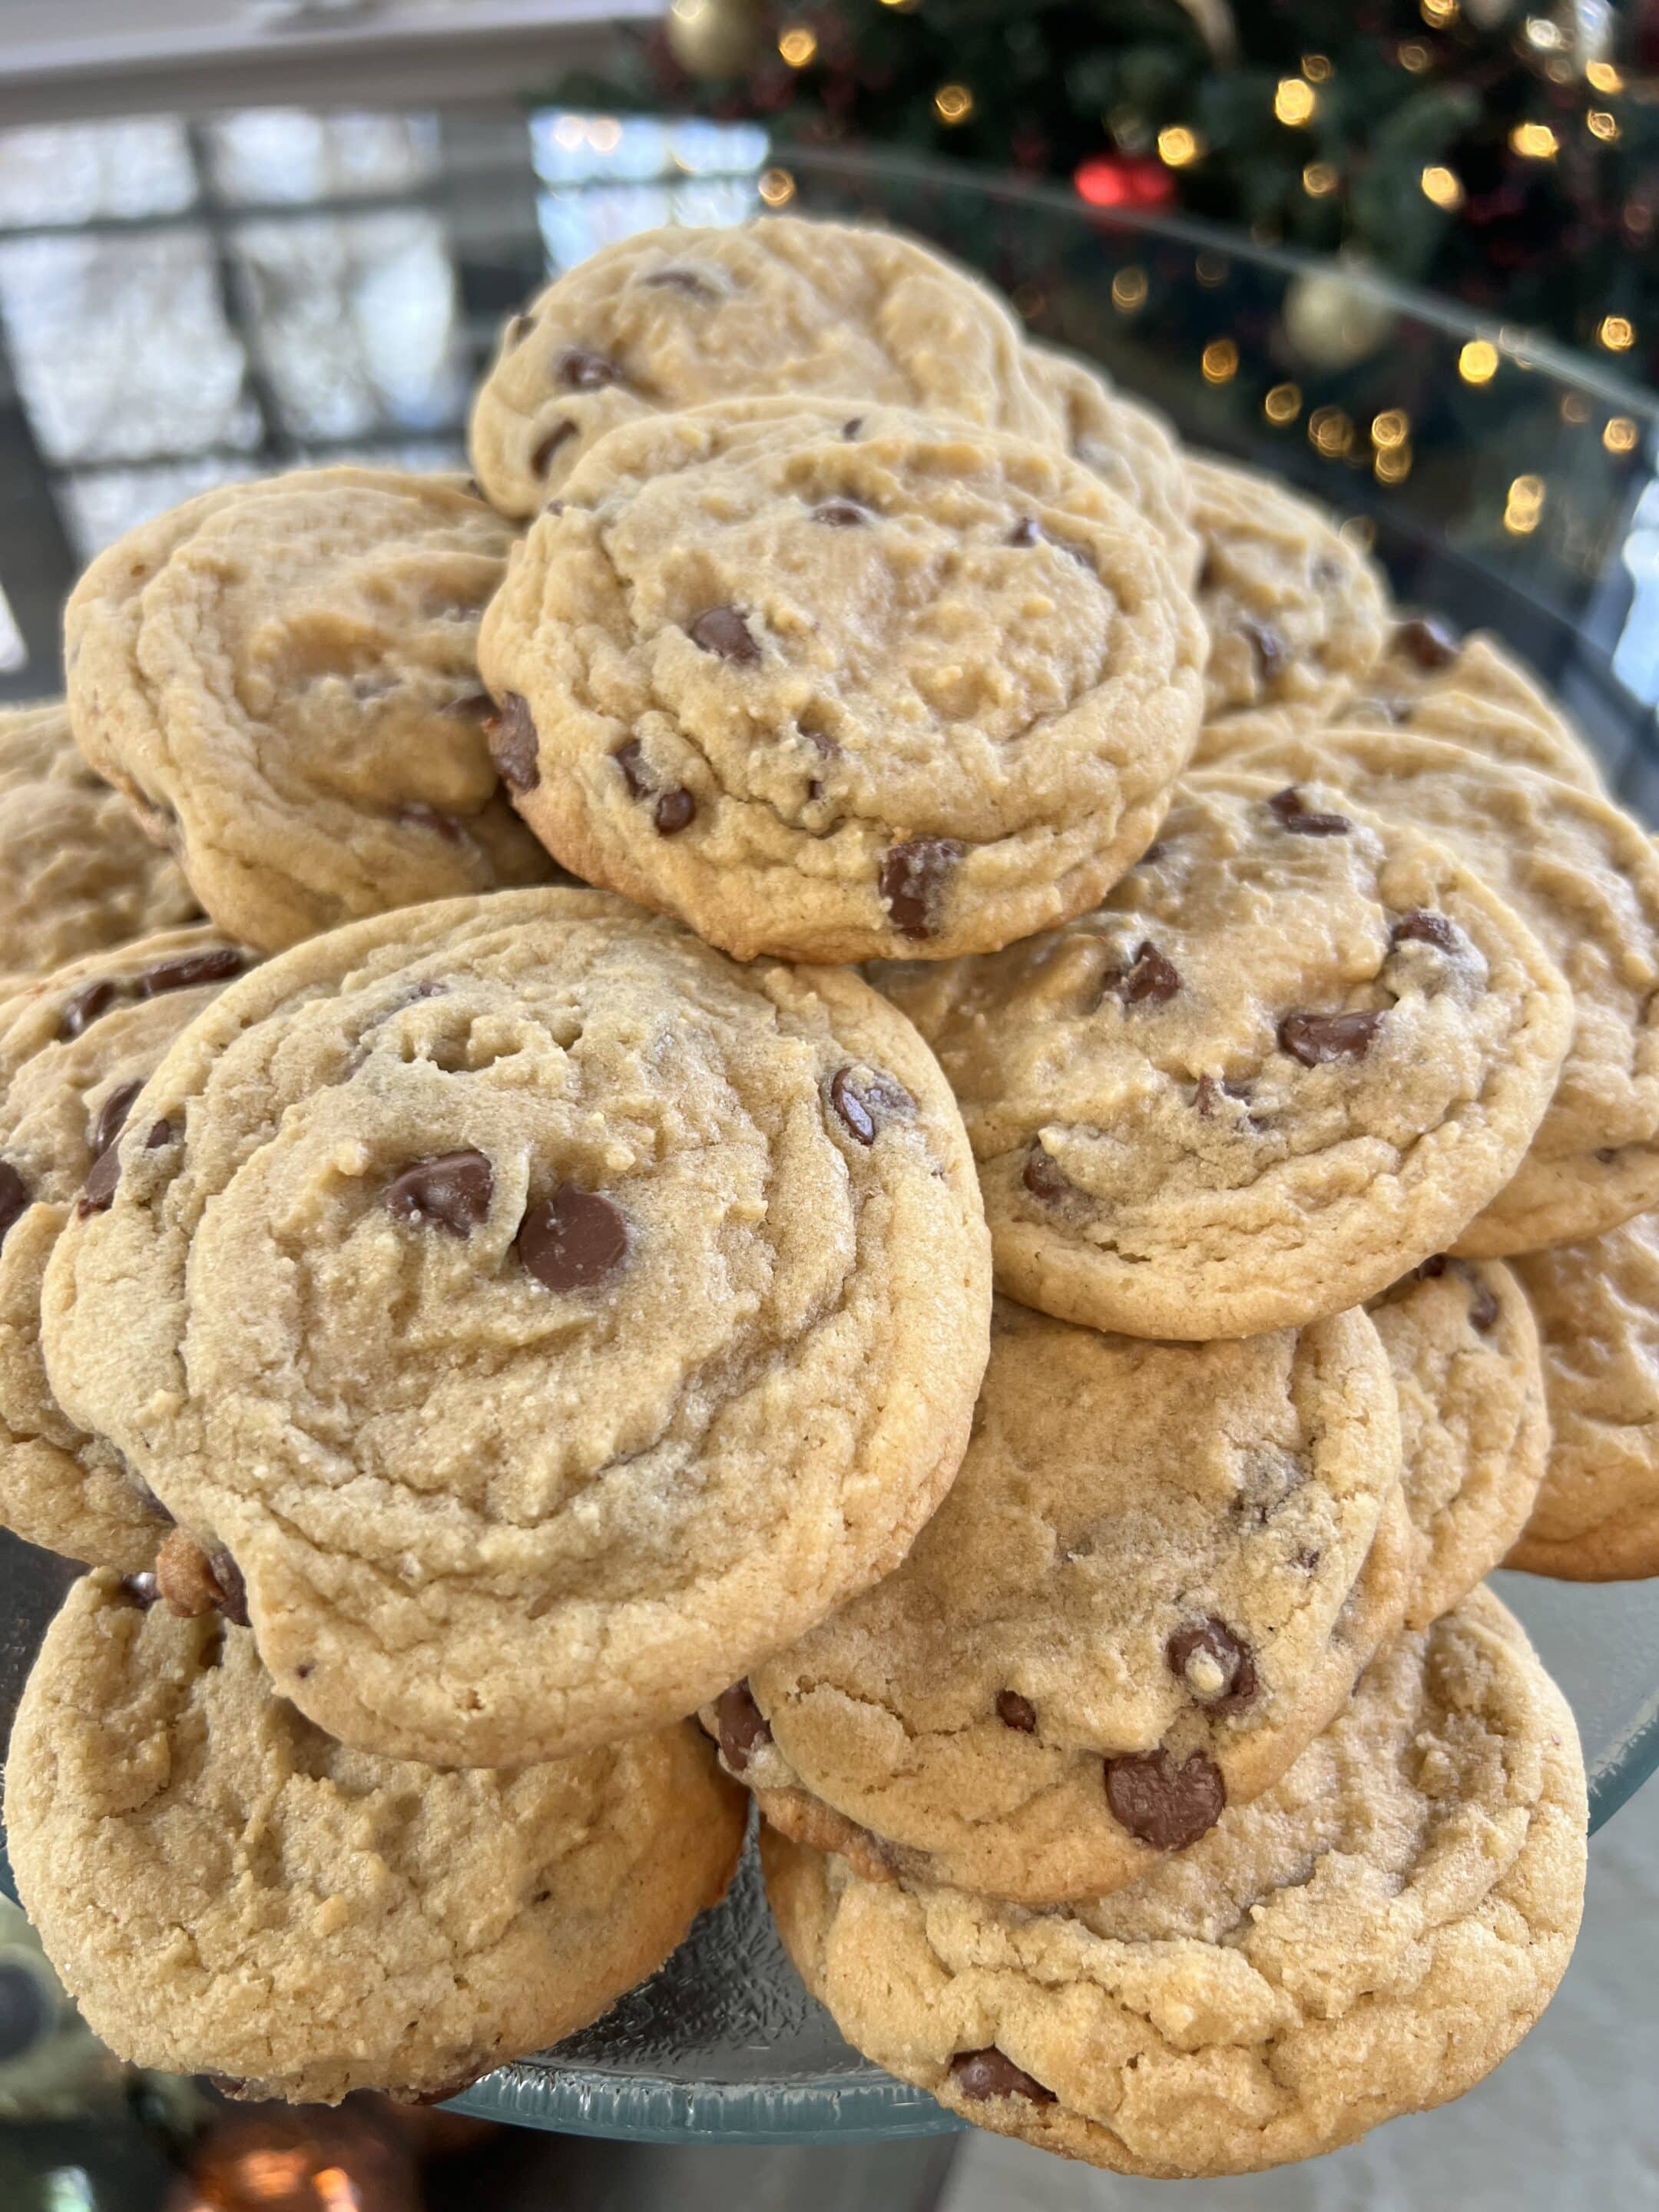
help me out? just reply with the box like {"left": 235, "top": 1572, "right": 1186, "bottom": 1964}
{"left": 0, "top": 120, "right": 196, "bottom": 228}
{"left": 531, "top": 111, "right": 767, "bottom": 272}
{"left": 201, "top": 110, "right": 440, "bottom": 207}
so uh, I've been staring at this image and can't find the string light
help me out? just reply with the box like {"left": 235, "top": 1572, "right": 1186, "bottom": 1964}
{"left": 1524, "top": 15, "right": 1563, "bottom": 48}
{"left": 588, "top": 118, "right": 621, "bottom": 152}
{"left": 1201, "top": 339, "right": 1239, "bottom": 382}
{"left": 1157, "top": 125, "right": 1202, "bottom": 166}
{"left": 1301, "top": 54, "right": 1333, "bottom": 81}
{"left": 1375, "top": 443, "right": 1412, "bottom": 484}
{"left": 1509, "top": 122, "right": 1559, "bottom": 159}
{"left": 1421, "top": 164, "right": 1463, "bottom": 209}
{"left": 1587, "top": 110, "right": 1620, "bottom": 141}
{"left": 1274, "top": 78, "right": 1316, "bottom": 126}
{"left": 1604, "top": 416, "right": 1639, "bottom": 454}
{"left": 1560, "top": 392, "right": 1591, "bottom": 423}
{"left": 1398, "top": 41, "right": 1431, "bottom": 71}
{"left": 1302, "top": 162, "right": 1338, "bottom": 196}
{"left": 1598, "top": 315, "right": 1635, "bottom": 352}
{"left": 1587, "top": 61, "right": 1624, "bottom": 93}
{"left": 1504, "top": 475, "right": 1545, "bottom": 535}
{"left": 1308, "top": 406, "right": 1353, "bottom": 456}
{"left": 1111, "top": 267, "right": 1148, "bottom": 312}
{"left": 932, "top": 82, "right": 974, "bottom": 124}
{"left": 777, "top": 25, "right": 817, "bottom": 66}
{"left": 1339, "top": 515, "right": 1376, "bottom": 553}
{"left": 1263, "top": 382, "right": 1302, "bottom": 425}
{"left": 758, "top": 167, "right": 796, "bottom": 207}
{"left": 1419, "top": 0, "right": 1458, "bottom": 21}
{"left": 1371, "top": 409, "right": 1410, "bottom": 450}
{"left": 1459, "top": 339, "right": 1498, "bottom": 384}
{"left": 1195, "top": 252, "right": 1229, "bottom": 286}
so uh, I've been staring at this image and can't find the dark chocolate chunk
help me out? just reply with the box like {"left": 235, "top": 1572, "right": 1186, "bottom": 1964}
{"left": 531, "top": 421, "right": 575, "bottom": 475}
{"left": 135, "top": 948, "right": 246, "bottom": 998}
{"left": 688, "top": 605, "right": 760, "bottom": 664}
{"left": 1166, "top": 1617, "right": 1257, "bottom": 1711}
{"left": 1390, "top": 909, "right": 1461, "bottom": 954}
{"left": 950, "top": 2049, "right": 1055, "bottom": 2104}
{"left": 1104, "top": 1747, "right": 1226, "bottom": 1849}
{"left": 1118, "top": 939, "right": 1180, "bottom": 1007}
{"left": 714, "top": 1679, "right": 772, "bottom": 1773}
{"left": 1268, "top": 786, "right": 1350, "bottom": 837}
{"left": 1394, "top": 614, "right": 1459, "bottom": 671}
{"left": 1022, "top": 1142, "right": 1070, "bottom": 1201}
{"left": 0, "top": 1160, "right": 29, "bottom": 1246}
{"left": 60, "top": 979, "right": 119, "bottom": 1039}
{"left": 518, "top": 1183, "right": 628, "bottom": 1291}
{"left": 1278, "top": 1008, "right": 1383, "bottom": 1067}
{"left": 382, "top": 1150, "right": 495, "bottom": 1237}
{"left": 878, "top": 838, "right": 961, "bottom": 940}
{"left": 486, "top": 692, "right": 540, "bottom": 792}
{"left": 653, "top": 786, "right": 697, "bottom": 836}
{"left": 642, "top": 267, "right": 717, "bottom": 300}
{"left": 77, "top": 1141, "right": 124, "bottom": 1216}
{"left": 995, "top": 1689, "right": 1038, "bottom": 1734}
{"left": 828, "top": 1066, "right": 912, "bottom": 1145}
{"left": 558, "top": 346, "right": 621, "bottom": 390}
{"left": 90, "top": 1078, "right": 143, "bottom": 1161}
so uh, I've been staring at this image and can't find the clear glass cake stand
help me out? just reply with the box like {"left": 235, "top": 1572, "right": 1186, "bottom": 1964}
{"left": 2, "top": 141, "right": 1657, "bottom": 2147}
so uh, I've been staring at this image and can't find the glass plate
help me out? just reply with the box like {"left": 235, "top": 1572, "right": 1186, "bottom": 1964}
{"left": 2, "top": 141, "right": 1657, "bottom": 2147}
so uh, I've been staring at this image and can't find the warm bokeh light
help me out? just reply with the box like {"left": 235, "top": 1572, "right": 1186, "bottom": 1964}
{"left": 1263, "top": 382, "right": 1302, "bottom": 425}
{"left": 1274, "top": 78, "right": 1316, "bottom": 126}
{"left": 1201, "top": 338, "right": 1239, "bottom": 383}
{"left": 1604, "top": 416, "right": 1639, "bottom": 455}
{"left": 1421, "top": 164, "right": 1463, "bottom": 208}
{"left": 1308, "top": 405, "right": 1353, "bottom": 456}
{"left": 1509, "top": 121, "right": 1559, "bottom": 159}
{"left": 1303, "top": 162, "right": 1338, "bottom": 197}
{"left": 1157, "top": 124, "right": 1202, "bottom": 166}
{"left": 1586, "top": 60, "right": 1624, "bottom": 92}
{"left": 1504, "top": 475, "right": 1545, "bottom": 534}
{"left": 1371, "top": 409, "right": 1410, "bottom": 450}
{"left": 1459, "top": 338, "right": 1498, "bottom": 385}
{"left": 1398, "top": 41, "right": 1431, "bottom": 71}
{"left": 1598, "top": 315, "right": 1635, "bottom": 352}
{"left": 1302, "top": 54, "right": 1333, "bottom": 81}
{"left": 932, "top": 82, "right": 974, "bottom": 124}
{"left": 1420, "top": 0, "right": 1458, "bottom": 22}
{"left": 758, "top": 166, "right": 796, "bottom": 207}
{"left": 1375, "top": 443, "right": 1412, "bottom": 484}
{"left": 1587, "top": 110, "right": 1620, "bottom": 141}
{"left": 777, "top": 25, "right": 817, "bottom": 66}
{"left": 1111, "top": 266, "right": 1148, "bottom": 312}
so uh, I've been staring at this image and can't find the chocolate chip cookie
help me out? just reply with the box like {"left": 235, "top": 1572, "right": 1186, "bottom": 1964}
{"left": 1187, "top": 456, "right": 1389, "bottom": 743}
{"left": 1234, "top": 729, "right": 1659, "bottom": 1252}
{"left": 65, "top": 468, "right": 557, "bottom": 953}
{"left": 0, "top": 928, "right": 253, "bottom": 1573}
{"left": 468, "top": 215, "right": 1059, "bottom": 518}
{"left": 764, "top": 1584, "right": 1586, "bottom": 2178}
{"left": 1022, "top": 347, "right": 1200, "bottom": 583}
{"left": 879, "top": 772, "right": 1572, "bottom": 1339}
{"left": 1367, "top": 1255, "right": 1548, "bottom": 1624}
{"left": 0, "top": 701, "right": 197, "bottom": 994}
{"left": 478, "top": 398, "right": 1205, "bottom": 963}
{"left": 39, "top": 888, "right": 992, "bottom": 1767}
{"left": 711, "top": 1296, "right": 1409, "bottom": 1903}
{"left": 1508, "top": 1209, "right": 1659, "bottom": 1579}
{"left": 6, "top": 1571, "right": 745, "bottom": 2104}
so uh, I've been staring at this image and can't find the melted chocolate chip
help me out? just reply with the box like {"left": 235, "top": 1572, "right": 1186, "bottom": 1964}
{"left": 1104, "top": 1747, "right": 1226, "bottom": 1850}
{"left": 0, "top": 1160, "right": 29, "bottom": 1246}
{"left": 654, "top": 786, "right": 697, "bottom": 836}
{"left": 1022, "top": 1142, "right": 1071, "bottom": 1202}
{"left": 1118, "top": 939, "right": 1181, "bottom": 1007}
{"left": 642, "top": 267, "right": 717, "bottom": 300}
{"left": 1278, "top": 1008, "right": 1383, "bottom": 1067}
{"left": 1394, "top": 614, "right": 1459, "bottom": 671}
{"left": 995, "top": 1689, "right": 1038, "bottom": 1733}
{"left": 90, "top": 1078, "right": 143, "bottom": 1161}
{"left": 518, "top": 1184, "right": 628, "bottom": 1292}
{"left": 1166, "top": 1618, "right": 1257, "bottom": 1711}
{"left": 841, "top": 416, "right": 863, "bottom": 440}
{"left": 118, "top": 1571, "right": 160, "bottom": 1608}
{"left": 135, "top": 948, "right": 247, "bottom": 998}
{"left": 714, "top": 1679, "right": 772, "bottom": 1772}
{"left": 531, "top": 422, "right": 575, "bottom": 475}
{"left": 77, "top": 1141, "right": 124, "bottom": 1217}
{"left": 828, "top": 1065, "right": 913, "bottom": 1145}
{"left": 1390, "top": 909, "right": 1461, "bottom": 954}
{"left": 614, "top": 740, "right": 694, "bottom": 832}
{"left": 145, "top": 1119, "right": 176, "bottom": 1149}
{"left": 813, "top": 498, "right": 869, "bottom": 527}
{"left": 487, "top": 692, "right": 540, "bottom": 792}
{"left": 950, "top": 2049, "right": 1055, "bottom": 2105}
{"left": 879, "top": 838, "right": 961, "bottom": 940}
{"left": 60, "top": 979, "right": 118, "bottom": 1039}
{"left": 1267, "top": 786, "right": 1350, "bottom": 837}
{"left": 1008, "top": 517, "right": 1042, "bottom": 548}
{"left": 1239, "top": 618, "right": 1286, "bottom": 682}
{"left": 614, "top": 737, "right": 651, "bottom": 798}
{"left": 689, "top": 605, "right": 760, "bottom": 664}
{"left": 1466, "top": 1270, "right": 1500, "bottom": 1333}
{"left": 383, "top": 1150, "right": 495, "bottom": 1237}
{"left": 558, "top": 346, "right": 621, "bottom": 390}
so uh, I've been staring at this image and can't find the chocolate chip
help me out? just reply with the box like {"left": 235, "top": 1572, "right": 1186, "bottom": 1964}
{"left": 1239, "top": 618, "right": 1286, "bottom": 681}
{"left": 135, "top": 948, "right": 247, "bottom": 998}
{"left": 1136, "top": 840, "right": 1168, "bottom": 868}
{"left": 1597, "top": 1147, "right": 1620, "bottom": 1165}
{"left": 1390, "top": 909, "right": 1461, "bottom": 954}
{"left": 145, "top": 1119, "right": 176, "bottom": 1149}
{"left": 1197, "top": 551, "right": 1220, "bottom": 591}
{"left": 841, "top": 416, "right": 863, "bottom": 440}
{"left": 90, "top": 1078, "right": 143, "bottom": 1161}
{"left": 60, "top": 979, "right": 118, "bottom": 1039}
{"left": 442, "top": 690, "right": 493, "bottom": 720}
{"left": 879, "top": 837, "right": 961, "bottom": 940}
{"left": 1394, "top": 614, "right": 1459, "bottom": 671}
{"left": 813, "top": 498, "right": 869, "bottom": 527}
{"left": 642, "top": 267, "right": 717, "bottom": 300}
{"left": 714, "top": 1679, "right": 772, "bottom": 1773}
{"left": 0, "top": 1160, "right": 28, "bottom": 1247}
{"left": 155, "top": 1529, "right": 247, "bottom": 1625}
{"left": 1267, "top": 786, "right": 1350, "bottom": 837}
{"left": 383, "top": 1150, "right": 494, "bottom": 1237}
{"left": 1466, "top": 1270, "right": 1500, "bottom": 1333}
{"left": 210, "top": 1550, "right": 249, "bottom": 1628}
{"left": 995, "top": 1690, "right": 1038, "bottom": 1733}
{"left": 1104, "top": 1747, "right": 1226, "bottom": 1849}
{"left": 614, "top": 740, "right": 694, "bottom": 832}
{"left": 518, "top": 1184, "right": 628, "bottom": 1292}
{"left": 1416, "top": 1253, "right": 1449, "bottom": 1278}
{"left": 1166, "top": 1618, "right": 1257, "bottom": 1711}
{"left": 399, "top": 801, "right": 467, "bottom": 845}
{"left": 77, "top": 1141, "right": 124, "bottom": 1217}
{"left": 950, "top": 2049, "right": 1055, "bottom": 2105}
{"left": 1278, "top": 1008, "right": 1383, "bottom": 1067}
{"left": 118, "top": 1571, "right": 160, "bottom": 1608}
{"left": 654, "top": 786, "right": 697, "bottom": 836}
{"left": 1022, "top": 1141, "right": 1071, "bottom": 1201}
{"left": 1008, "top": 517, "right": 1042, "bottom": 548}
{"left": 614, "top": 737, "right": 651, "bottom": 798}
{"left": 689, "top": 605, "right": 760, "bottom": 664}
{"left": 486, "top": 692, "right": 540, "bottom": 792}
{"left": 558, "top": 346, "right": 621, "bottom": 390}
{"left": 1118, "top": 939, "right": 1180, "bottom": 1007}
{"left": 531, "top": 422, "right": 575, "bottom": 475}
{"left": 828, "top": 1065, "right": 912, "bottom": 1145}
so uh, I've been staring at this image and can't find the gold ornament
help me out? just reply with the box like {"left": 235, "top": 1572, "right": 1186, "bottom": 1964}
{"left": 666, "top": 0, "right": 767, "bottom": 79}
{"left": 1283, "top": 262, "right": 1396, "bottom": 371}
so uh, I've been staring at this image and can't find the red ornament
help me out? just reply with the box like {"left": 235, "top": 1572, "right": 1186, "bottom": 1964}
{"left": 1074, "top": 154, "right": 1174, "bottom": 210}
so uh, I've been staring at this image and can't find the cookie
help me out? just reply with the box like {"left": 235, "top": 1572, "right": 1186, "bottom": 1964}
{"left": 0, "top": 929, "right": 253, "bottom": 1573}
{"left": 6, "top": 1571, "right": 745, "bottom": 2104}
{"left": 1339, "top": 620, "right": 1603, "bottom": 792}
{"left": 38, "top": 888, "right": 992, "bottom": 1767}
{"left": 1366, "top": 1255, "right": 1548, "bottom": 1625}
{"left": 1233, "top": 729, "right": 1659, "bottom": 1252}
{"left": 764, "top": 1585, "right": 1586, "bottom": 2179}
{"left": 468, "top": 215, "right": 1059, "bottom": 518}
{"left": 1187, "top": 456, "right": 1389, "bottom": 740}
{"left": 1022, "top": 347, "right": 1200, "bottom": 584}
{"left": 879, "top": 772, "right": 1572, "bottom": 1339}
{"left": 1507, "top": 1209, "right": 1659, "bottom": 1579}
{"left": 713, "top": 1296, "right": 1409, "bottom": 1903}
{"left": 65, "top": 467, "right": 558, "bottom": 953}
{"left": 0, "top": 701, "right": 198, "bottom": 994}
{"left": 477, "top": 399, "right": 1205, "bottom": 963}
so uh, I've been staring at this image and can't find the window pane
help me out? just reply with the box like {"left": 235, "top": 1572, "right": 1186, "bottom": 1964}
{"left": 0, "top": 120, "right": 196, "bottom": 229}
{"left": 202, "top": 111, "right": 440, "bottom": 207}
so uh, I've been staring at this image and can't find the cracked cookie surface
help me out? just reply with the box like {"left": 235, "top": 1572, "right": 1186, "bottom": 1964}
{"left": 1022, "top": 347, "right": 1199, "bottom": 584}
{"left": 6, "top": 1571, "right": 745, "bottom": 2104}
{"left": 65, "top": 468, "right": 556, "bottom": 953}
{"left": 39, "top": 888, "right": 991, "bottom": 1766}
{"left": 0, "top": 928, "right": 253, "bottom": 1572}
{"left": 879, "top": 771, "right": 1571, "bottom": 1339}
{"left": 764, "top": 1585, "right": 1586, "bottom": 2179}
{"left": 1337, "top": 622, "right": 1603, "bottom": 791}
{"left": 713, "top": 1295, "right": 1407, "bottom": 1903}
{"left": 478, "top": 398, "right": 1204, "bottom": 962}
{"left": 468, "top": 216, "right": 1059, "bottom": 518}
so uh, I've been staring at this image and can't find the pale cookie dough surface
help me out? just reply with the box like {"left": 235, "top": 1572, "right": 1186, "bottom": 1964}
{"left": 1233, "top": 729, "right": 1659, "bottom": 1252}
{"left": 715, "top": 1296, "right": 1408, "bottom": 1904}
{"left": 0, "top": 928, "right": 253, "bottom": 1572}
{"left": 1338, "top": 621, "right": 1604, "bottom": 792}
{"left": 39, "top": 889, "right": 992, "bottom": 1767}
{"left": 1023, "top": 347, "right": 1200, "bottom": 584}
{"left": 6, "top": 1572, "right": 745, "bottom": 2104}
{"left": 1508, "top": 1209, "right": 1659, "bottom": 1578}
{"left": 1187, "top": 455, "right": 1389, "bottom": 740}
{"left": 765, "top": 1586, "right": 1587, "bottom": 2180}
{"left": 65, "top": 468, "right": 557, "bottom": 953}
{"left": 468, "top": 216, "right": 1060, "bottom": 518}
{"left": 0, "top": 701, "right": 197, "bottom": 993}
{"left": 1366, "top": 1255, "right": 1547, "bottom": 1626}
{"left": 879, "top": 772, "right": 1571, "bottom": 1339}
{"left": 478, "top": 398, "right": 1204, "bottom": 963}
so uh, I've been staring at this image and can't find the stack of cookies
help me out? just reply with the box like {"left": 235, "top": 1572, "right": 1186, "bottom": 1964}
{"left": 0, "top": 212, "right": 1642, "bottom": 2176}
